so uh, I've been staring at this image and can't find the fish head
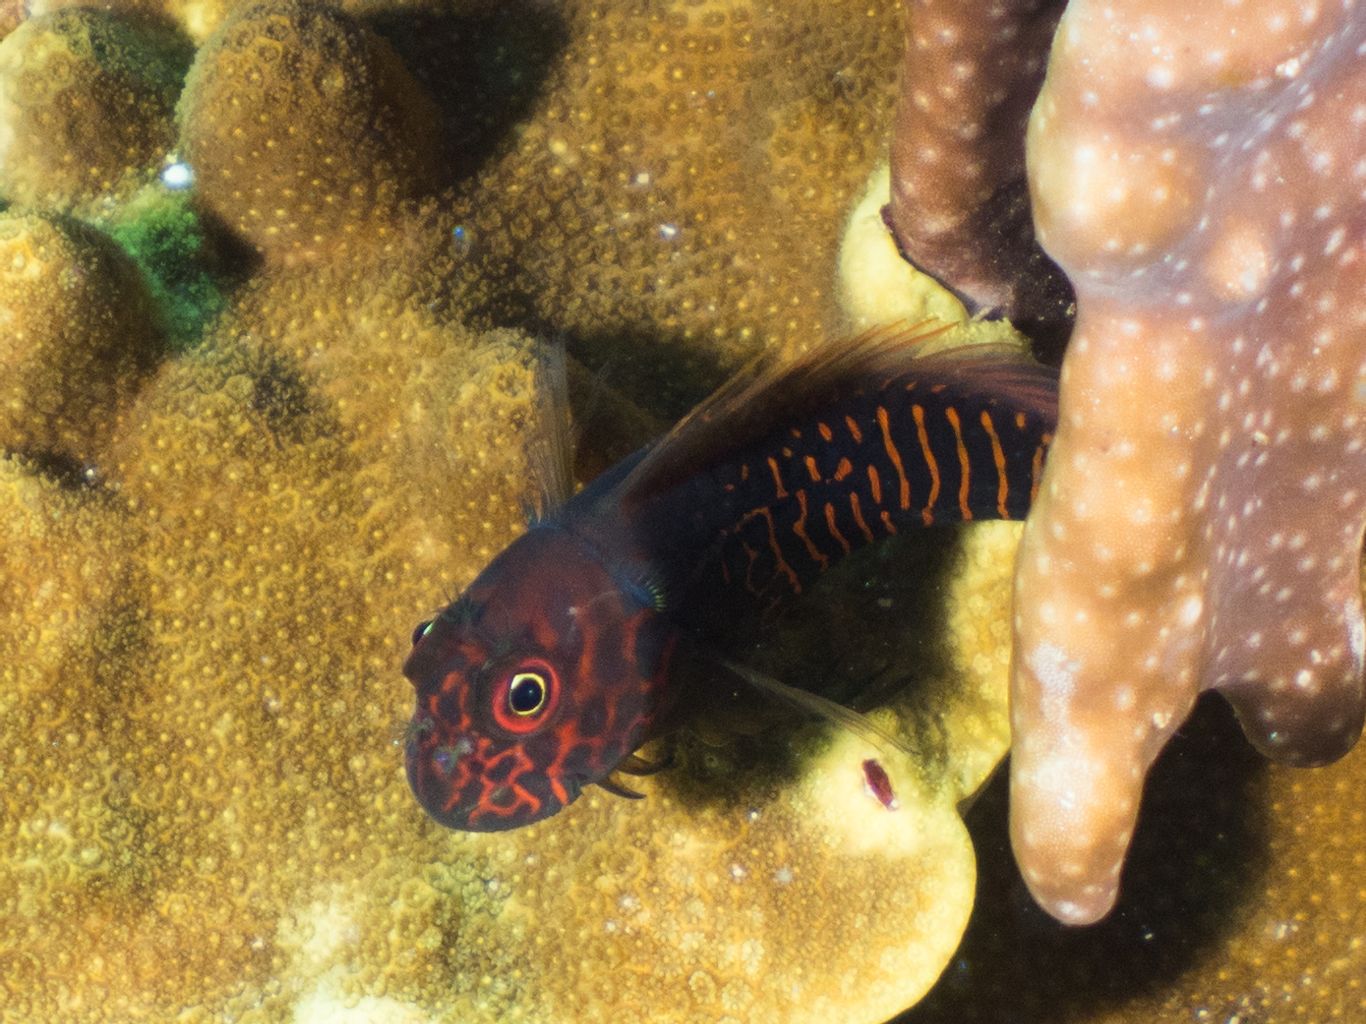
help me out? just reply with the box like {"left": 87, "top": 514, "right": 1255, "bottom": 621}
{"left": 402, "top": 526, "right": 675, "bottom": 831}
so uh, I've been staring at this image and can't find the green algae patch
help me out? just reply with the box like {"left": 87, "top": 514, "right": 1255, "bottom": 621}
{"left": 107, "top": 189, "right": 228, "bottom": 351}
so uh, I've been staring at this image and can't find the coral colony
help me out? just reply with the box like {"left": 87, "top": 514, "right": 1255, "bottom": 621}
{"left": 0, "top": 0, "right": 1361, "bottom": 1021}
{"left": 0, "top": 3, "right": 1001, "bottom": 1020}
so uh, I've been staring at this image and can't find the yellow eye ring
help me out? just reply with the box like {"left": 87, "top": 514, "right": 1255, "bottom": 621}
{"left": 494, "top": 660, "right": 559, "bottom": 733}
{"left": 508, "top": 672, "right": 547, "bottom": 716}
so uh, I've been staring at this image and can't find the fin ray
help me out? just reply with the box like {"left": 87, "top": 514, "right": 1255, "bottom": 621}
{"left": 717, "top": 657, "right": 917, "bottom": 762}
{"left": 525, "top": 338, "right": 575, "bottom": 520}
{"left": 612, "top": 321, "right": 1055, "bottom": 506}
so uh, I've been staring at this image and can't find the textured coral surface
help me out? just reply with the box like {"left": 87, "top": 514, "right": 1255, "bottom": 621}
{"left": 0, "top": 1, "right": 1362, "bottom": 1022}
{"left": 1011, "top": 0, "right": 1366, "bottom": 926}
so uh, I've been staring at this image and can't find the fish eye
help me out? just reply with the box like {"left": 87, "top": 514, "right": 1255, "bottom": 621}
{"left": 490, "top": 659, "right": 559, "bottom": 734}
{"left": 508, "top": 672, "right": 547, "bottom": 716}
{"left": 411, "top": 619, "right": 434, "bottom": 646}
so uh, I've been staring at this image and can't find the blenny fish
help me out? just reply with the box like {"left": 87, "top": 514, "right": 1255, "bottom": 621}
{"left": 403, "top": 324, "right": 1057, "bottom": 830}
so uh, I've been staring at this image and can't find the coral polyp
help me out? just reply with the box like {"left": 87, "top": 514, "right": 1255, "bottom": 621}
{"left": 0, "top": 8, "right": 189, "bottom": 212}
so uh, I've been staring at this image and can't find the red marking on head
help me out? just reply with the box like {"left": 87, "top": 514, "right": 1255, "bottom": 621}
{"left": 402, "top": 527, "right": 678, "bottom": 831}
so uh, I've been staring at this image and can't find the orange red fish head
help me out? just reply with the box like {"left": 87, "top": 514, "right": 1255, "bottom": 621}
{"left": 402, "top": 525, "right": 677, "bottom": 831}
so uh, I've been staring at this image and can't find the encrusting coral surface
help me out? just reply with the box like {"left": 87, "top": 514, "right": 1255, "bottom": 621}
{"left": 0, "top": 0, "right": 1361, "bottom": 1022}
{"left": 0, "top": 8, "right": 189, "bottom": 212}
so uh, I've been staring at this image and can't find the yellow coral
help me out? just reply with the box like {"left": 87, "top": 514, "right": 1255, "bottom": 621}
{"left": 0, "top": 211, "right": 162, "bottom": 462}
{"left": 0, "top": 289, "right": 1017, "bottom": 1021}
{"left": 0, "top": 8, "right": 188, "bottom": 211}
{"left": 176, "top": 0, "right": 443, "bottom": 261}
{"left": 444, "top": 0, "right": 906, "bottom": 401}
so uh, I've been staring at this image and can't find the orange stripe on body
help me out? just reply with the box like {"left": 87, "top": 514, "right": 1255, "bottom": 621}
{"left": 944, "top": 407, "right": 973, "bottom": 520}
{"left": 818, "top": 421, "right": 834, "bottom": 442}
{"left": 978, "top": 409, "right": 1009, "bottom": 518}
{"left": 911, "top": 404, "right": 940, "bottom": 526}
{"left": 1031, "top": 432, "right": 1052, "bottom": 504}
{"left": 741, "top": 542, "right": 761, "bottom": 596}
{"left": 845, "top": 415, "right": 863, "bottom": 443}
{"left": 834, "top": 457, "right": 852, "bottom": 481}
{"left": 867, "top": 464, "right": 882, "bottom": 505}
{"left": 876, "top": 405, "right": 911, "bottom": 511}
{"left": 804, "top": 455, "right": 822, "bottom": 483}
{"left": 792, "top": 491, "right": 829, "bottom": 571}
{"left": 823, "top": 502, "right": 851, "bottom": 555}
{"left": 849, "top": 492, "right": 875, "bottom": 542}
{"left": 766, "top": 456, "right": 789, "bottom": 499}
{"left": 739, "top": 506, "right": 801, "bottom": 595}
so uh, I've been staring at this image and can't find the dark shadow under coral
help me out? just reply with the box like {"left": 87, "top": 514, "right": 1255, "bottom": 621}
{"left": 365, "top": 4, "right": 568, "bottom": 183}
{"left": 900, "top": 694, "right": 1270, "bottom": 1024}
{"left": 651, "top": 530, "right": 966, "bottom": 815}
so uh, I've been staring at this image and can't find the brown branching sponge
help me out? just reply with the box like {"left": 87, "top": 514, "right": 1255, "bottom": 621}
{"left": 885, "top": 0, "right": 1072, "bottom": 333}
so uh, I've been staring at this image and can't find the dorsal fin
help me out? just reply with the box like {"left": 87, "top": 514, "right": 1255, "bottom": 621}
{"left": 524, "top": 337, "right": 575, "bottom": 520}
{"left": 612, "top": 321, "right": 1055, "bottom": 507}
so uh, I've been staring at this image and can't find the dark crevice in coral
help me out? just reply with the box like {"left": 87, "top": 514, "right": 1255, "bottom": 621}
{"left": 238, "top": 345, "right": 339, "bottom": 449}
{"left": 568, "top": 326, "right": 742, "bottom": 423}
{"left": 657, "top": 530, "right": 966, "bottom": 811}
{"left": 902, "top": 694, "right": 1270, "bottom": 1024}
{"left": 364, "top": 5, "right": 568, "bottom": 183}
{"left": 5, "top": 449, "right": 104, "bottom": 493}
